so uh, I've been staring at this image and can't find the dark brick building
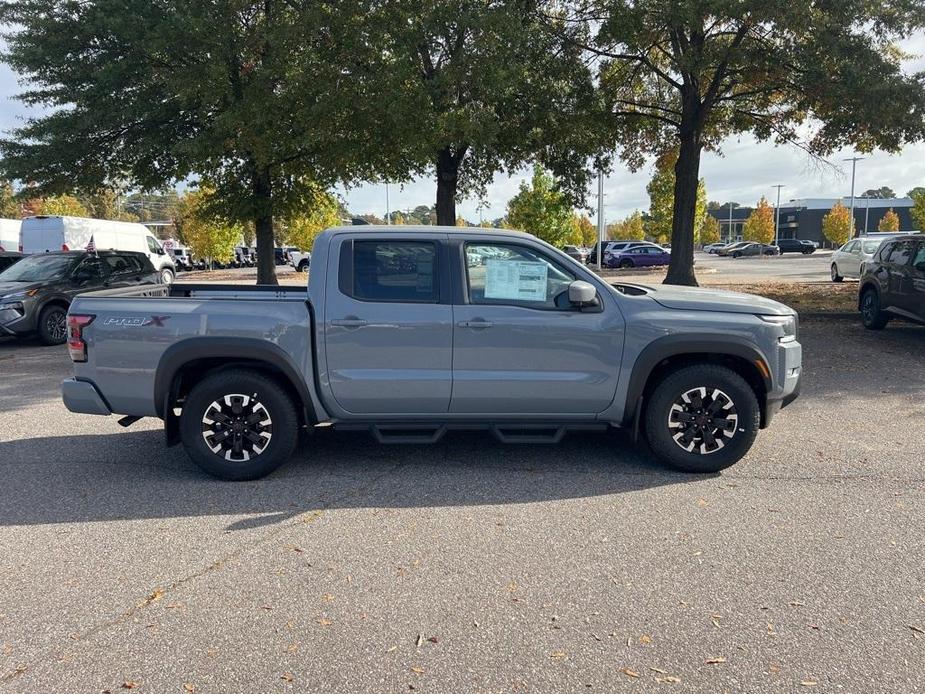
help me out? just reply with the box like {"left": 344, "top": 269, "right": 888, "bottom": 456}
{"left": 708, "top": 197, "right": 916, "bottom": 246}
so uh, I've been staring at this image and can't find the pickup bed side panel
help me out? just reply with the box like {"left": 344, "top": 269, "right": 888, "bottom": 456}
{"left": 70, "top": 293, "right": 314, "bottom": 418}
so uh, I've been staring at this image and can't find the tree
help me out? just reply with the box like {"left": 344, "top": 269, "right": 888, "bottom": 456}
{"left": 742, "top": 197, "right": 774, "bottom": 245}
{"left": 372, "top": 1, "right": 592, "bottom": 225}
{"left": 175, "top": 188, "right": 243, "bottom": 266}
{"left": 646, "top": 149, "right": 706, "bottom": 245}
{"left": 506, "top": 165, "right": 576, "bottom": 246}
{"left": 0, "top": 180, "right": 21, "bottom": 218}
{"left": 562, "top": 0, "right": 925, "bottom": 285}
{"left": 608, "top": 211, "right": 646, "bottom": 241}
{"left": 822, "top": 202, "right": 853, "bottom": 248}
{"left": 911, "top": 189, "right": 925, "bottom": 230}
{"left": 878, "top": 208, "right": 900, "bottom": 232}
{"left": 700, "top": 214, "right": 721, "bottom": 246}
{"left": 907, "top": 187, "right": 925, "bottom": 200}
{"left": 575, "top": 215, "right": 597, "bottom": 246}
{"left": 278, "top": 188, "right": 340, "bottom": 251}
{"left": 38, "top": 194, "right": 89, "bottom": 217}
{"left": 392, "top": 211, "right": 406, "bottom": 226}
{"left": 79, "top": 188, "right": 139, "bottom": 222}
{"left": 861, "top": 187, "right": 896, "bottom": 199}
{"left": 0, "top": 1, "right": 387, "bottom": 285}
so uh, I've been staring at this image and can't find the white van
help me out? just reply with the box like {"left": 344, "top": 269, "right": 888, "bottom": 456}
{"left": 20, "top": 215, "right": 176, "bottom": 283}
{"left": 0, "top": 218, "right": 20, "bottom": 253}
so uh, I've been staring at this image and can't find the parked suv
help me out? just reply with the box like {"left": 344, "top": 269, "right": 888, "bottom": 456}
{"left": 858, "top": 234, "right": 925, "bottom": 329}
{"left": 0, "top": 250, "right": 159, "bottom": 344}
{"left": 776, "top": 239, "right": 816, "bottom": 255}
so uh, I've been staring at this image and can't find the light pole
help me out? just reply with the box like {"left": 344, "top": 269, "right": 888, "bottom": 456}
{"left": 385, "top": 182, "right": 390, "bottom": 225}
{"left": 596, "top": 167, "right": 604, "bottom": 272}
{"left": 772, "top": 184, "right": 785, "bottom": 245}
{"left": 844, "top": 157, "right": 864, "bottom": 237}
{"left": 728, "top": 202, "right": 733, "bottom": 242}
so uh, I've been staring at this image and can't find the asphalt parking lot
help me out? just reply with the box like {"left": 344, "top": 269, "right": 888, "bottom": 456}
{"left": 1, "top": 316, "right": 924, "bottom": 693}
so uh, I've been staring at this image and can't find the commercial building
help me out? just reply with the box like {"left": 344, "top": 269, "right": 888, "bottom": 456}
{"left": 708, "top": 197, "right": 916, "bottom": 246}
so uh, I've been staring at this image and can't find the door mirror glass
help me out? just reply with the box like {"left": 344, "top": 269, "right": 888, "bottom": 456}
{"left": 568, "top": 280, "right": 597, "bottom": 305}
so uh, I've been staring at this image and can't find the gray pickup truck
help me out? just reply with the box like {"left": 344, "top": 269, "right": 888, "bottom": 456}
{"left": 62, "top": 226, "right": 802, "bottom": 480}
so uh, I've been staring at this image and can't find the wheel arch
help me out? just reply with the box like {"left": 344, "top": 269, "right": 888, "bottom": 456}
{"left": 154, "top": 338, "right": 320, "bottom": 444}
{"left": 624, "top": 336, "right": 772, "bottom": 432}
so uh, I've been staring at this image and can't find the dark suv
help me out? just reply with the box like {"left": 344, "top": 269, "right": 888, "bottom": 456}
{"left": 0, "top": 250, "right": 159, "bottom": 344}
{"left": 776, "top": 238, "right": 816, "bottom": 254}
{"left": 858, "top": 234, "right": 925, "bottom": 330}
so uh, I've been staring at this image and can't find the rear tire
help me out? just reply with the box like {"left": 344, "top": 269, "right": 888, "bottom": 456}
{"left": 644, "top": 364, "right": 760, "bottom": 474}
{"left": 860, "top": 288, "right": 889, "bottom": 330}
{"left": 179, "top": 369, "right": 300, "bottom": 480}
{"left": 830, "top": 264, "right": 843, "bottom": 282}
{"left": 37, "top": 304, "right": 68, "bottom": 345}
{"left": 618, "top": 259, "right": 634, "bottom": 269}
{"left": 298, "top": 260, "right": 309, "bottom": 272}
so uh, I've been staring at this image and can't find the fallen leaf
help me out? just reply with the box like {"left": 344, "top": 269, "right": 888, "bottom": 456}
{"left": 800, "top": 681, "right": 817, "bottom": 687}
{"left": 183, "top": 684, "right": 195, "bottom": 693}
{"left": 650, "top": 667, "right": 667, "bottom": 674}
{"left": 286, "top": 644, "right": 299, "bottom": 653}
{"left": 789, "top": 601, "right": 805, "bottom": 607}
{"left": 619, "top": 668, "right": 640, "bottom": 678}
{"left": 143, "top": 589, "right": 164, "bottom": 605}
{"left": 281, "top": 672, "right": 294, "bottom": 683}
{"left": 410, "top": 666, "right": 425, "bottom": 674}
{"left": 121, "top": 682, "right": 141, "bottom": 690}
{"left": 909, "top": 625, "right": 925, "bottom": 635}
{"left": 705, "top": 657, "right": 726, "bottom": 664}
{"left": 549, "top": 652, "right": 567, "bottom": 659}
{"left": 697, "top": 498, "right": 709, "bottom": 507}
{"left": 655, "top": 676, "right": 681, "bottom": 683}
{"left": 711, "top": 614, "right": 722, "bottom": 627}
{"left": 415, "top": 633, "right": 424, "bottom": 647}
{"left": 427, "top": 636, "right": 439, "bottom": 644}
{"left": 316, "top": 618, "right": 333, "bottom": 626}
{"left": 386, "top": 646, "right": 398, "bottom": 653}
{"left": 639, "top": 635, "right": 652, "bottom": 644}
{"left": 165, "top": 603, "right": 183, "bottom": 610}
{"left": 321, "top": 593, "right": 335, "bottom": 601}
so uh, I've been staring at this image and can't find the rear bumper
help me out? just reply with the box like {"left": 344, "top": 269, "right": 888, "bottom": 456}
{"left": 62, "top": 378, "right": 112, "bottom": 415}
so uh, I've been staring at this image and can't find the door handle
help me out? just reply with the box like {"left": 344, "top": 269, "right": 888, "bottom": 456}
{"left": 331, "top": 317, "right": 368, "bottom": 328}
{"left": 457, "top": 320, "right": 493, "bottom": 329}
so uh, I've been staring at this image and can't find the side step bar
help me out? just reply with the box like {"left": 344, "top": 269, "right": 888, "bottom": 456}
{"left": 344, "top": 422, "right": 610, "bottom": 445}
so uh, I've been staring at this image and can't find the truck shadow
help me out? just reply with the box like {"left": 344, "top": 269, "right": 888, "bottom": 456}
{"left": 0, "top": 428, "right": 697, "bottom": 527}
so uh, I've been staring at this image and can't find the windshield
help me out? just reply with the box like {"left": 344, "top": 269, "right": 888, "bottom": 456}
{"left": 0, "top": 254, "right": 76, "bottom": 282}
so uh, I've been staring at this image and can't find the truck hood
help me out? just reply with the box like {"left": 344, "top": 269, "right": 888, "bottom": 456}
{"left": 614, "top": 282, "right": 794, "bottom": 316}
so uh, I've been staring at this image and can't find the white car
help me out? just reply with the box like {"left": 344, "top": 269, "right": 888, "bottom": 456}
{"left": 290, "top": 250, "right": 312, "bottom": 272}
{"left": 830, "top": 235, "right": 904, "bottom": 281}
{"left": 703, "top": 242, "right": 727, "bottom": 254}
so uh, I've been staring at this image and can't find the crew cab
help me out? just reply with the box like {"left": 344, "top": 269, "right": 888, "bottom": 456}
{"left": 62, "top": 226, "right": 802, "bottom": 480}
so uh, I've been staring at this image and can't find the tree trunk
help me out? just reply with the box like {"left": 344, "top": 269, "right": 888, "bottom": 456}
{"left": 252, "top": 166, "right": 278, "bottom": 285}
{"left": 435, "top": 146, "right": 463, "bottom": 226}
{"left": 664, "top": 122, "right": 702, "bottom": 287}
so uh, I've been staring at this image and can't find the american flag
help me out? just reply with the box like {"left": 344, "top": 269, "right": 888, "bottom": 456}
{"left": 85, "top": 236, "right": 96, "bottom": 253}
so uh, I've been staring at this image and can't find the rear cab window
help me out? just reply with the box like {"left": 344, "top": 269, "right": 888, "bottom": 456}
{"left": 343, "top": 240, "right": 438, "bottom": 303}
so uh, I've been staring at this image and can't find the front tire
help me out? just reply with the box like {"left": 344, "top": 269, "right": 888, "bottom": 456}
{"left": 644, "top": 364, "right": 760, "bottom": 474}
{"left": 179, "top": 369, "right": 300, "bottom": 480}
{"left": 298, "top": 260, "right": 309, "bottom": 272}
{"left": 37, "top": 304, "right": 68, "bottom": 345}
{"left": 860, "top": 288, "right": 889, "bottom": 330}
{"left": 830, "top": 264, "right": 843, "bottom": 282}
{"left": 618, "top": 259, "right": 634, "bottom": 269}
{"left": 731, "top": 251, "right": 742, "bottom": 258}
{"left": 161, "top": 268, "right": 175, "bottom": 285}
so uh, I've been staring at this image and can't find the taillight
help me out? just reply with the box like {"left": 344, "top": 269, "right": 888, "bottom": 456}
{"left": 67, "top": 314, "right": 95, "bottom": 362}
{"left": 62, "top": 244, "right": 69, "bottom": 251}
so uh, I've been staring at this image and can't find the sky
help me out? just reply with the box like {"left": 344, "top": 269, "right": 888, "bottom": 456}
{"left": 2, "top": 32, "right": 924, "bottom": 226}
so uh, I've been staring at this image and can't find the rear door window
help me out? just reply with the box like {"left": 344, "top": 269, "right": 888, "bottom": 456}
{"left": 890, "top": 239, "right": 915, "bottom": 266}
{"left": 350, "top": 241, "right": 437, "bottom": 303}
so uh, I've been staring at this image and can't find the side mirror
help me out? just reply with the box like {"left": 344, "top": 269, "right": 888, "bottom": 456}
{"left": 568, "top": 280, "right": 597, "bottom": 306}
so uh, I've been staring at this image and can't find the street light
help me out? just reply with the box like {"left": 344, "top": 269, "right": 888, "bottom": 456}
{"left": 772, "top": 184, "right": 785, "bottom": 245}
{"left": 844, "top": 157, "right": 864, "bottom": 238}
{"left": 596, "top": 166, "right": 604, "bottom": 272}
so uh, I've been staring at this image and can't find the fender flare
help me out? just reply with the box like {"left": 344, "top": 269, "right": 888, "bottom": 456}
{"left": 623, "top": 333, "right": 772, "bottom": 428}
{"left": 153, "top": 337, "right": 318, "bottom": 422}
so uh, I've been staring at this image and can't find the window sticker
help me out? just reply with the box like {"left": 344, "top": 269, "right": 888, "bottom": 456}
{"left": 483, "top": 259, "right": 548, "bottom": 301}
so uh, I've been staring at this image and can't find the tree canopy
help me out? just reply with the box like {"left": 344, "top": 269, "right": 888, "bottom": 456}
{"left": 506, "top": 165, "right": 576, "bottom": 246}
{"left": 878, "top": 208, "right": 900, "bottom": 232}
{"left": 0, "top": 0, "right": 385, "bottom": 283}
{"left": 911, "top": 190, "right": 925, "bottom": 230}
{"left": 742, "top": 197, "right": 774, "bottom": 245}
{"left": 174, "top": 188, "right": 244, "bottom": 265}
{"left": 556, "top": 0, "right": 925, "bottom": 284}
{"left": 822, "top": 202, "right": 853, "bottom": 247}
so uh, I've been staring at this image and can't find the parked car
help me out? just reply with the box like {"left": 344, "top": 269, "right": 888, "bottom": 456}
{"left": 857, "top": 234, "right": 925, "bottom": 329}
{"left": 716, "top": 241, "right": 752, "bottom": 257}
{"left": 776, "top": 238, "right": 816, "bottom": 255}
{"left": 62, "top": 225, "right": 801, "bottom": 480}
{"left": 606, "top": 245, "right": 672, "bottom": 268}
{"left": 588, "top": 240, "right": 649, "bottom": 265}
{"left": 166, "top": 244, "right": 194, "bottom": 272}
{"left": 20, "top": 216, "right": 176, "bottom": 285}
{"left": 0, "top": 251, "right": 23, "bottom": 273}
{"left": 729, "top": 243, "right": 779, "bottom": 258}
{"left": 290, "top": 250, "right": 312, "bottom": 272}
{"left": 561, "top": 245, "right": 588, "bottom": 264}
{"left": 0, "top": 250, "right": 159, "bottom": 344}
{"left": 830, "top": 235, "right": 902, "bottom": 282}
{"left": 0, "top": 218, "right": 20, "bottom": 253}
{"left": 703, "top": 242, "right": 727, "bottom": 254}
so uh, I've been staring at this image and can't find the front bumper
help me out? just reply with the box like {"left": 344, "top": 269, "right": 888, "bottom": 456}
{"left": 763, "top": 338, "right": 802, "bottom": 427}
{"left": 62, "top": 378, "right": 112, "bottom": 415}
{"left": 0, "top": 302, "right": 36, "bottom": 336}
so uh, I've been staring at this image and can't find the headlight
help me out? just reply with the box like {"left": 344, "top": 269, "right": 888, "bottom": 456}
{"left": 759, "top": 313, "right": 797, "bottom": 339}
